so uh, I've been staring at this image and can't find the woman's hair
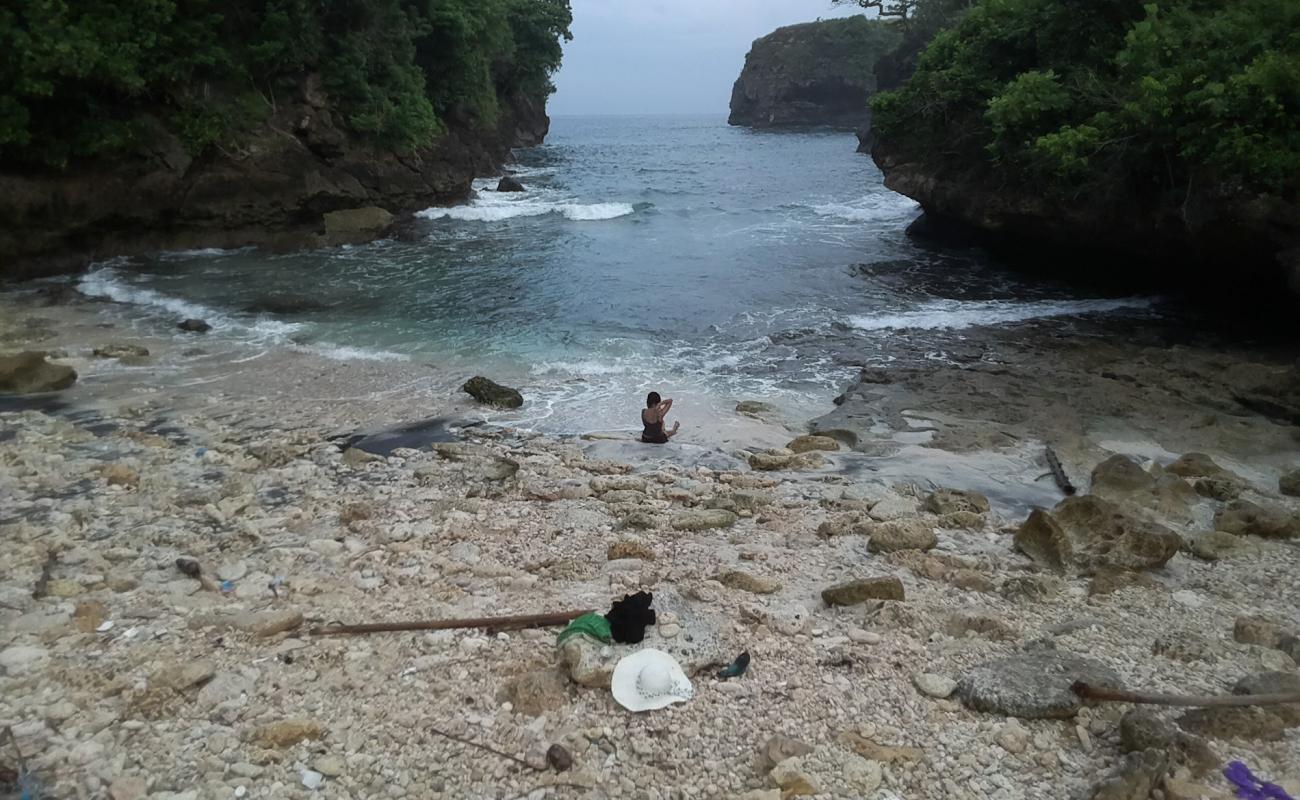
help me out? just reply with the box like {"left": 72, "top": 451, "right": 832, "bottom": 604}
{"left": 646, "top": 391, "right": 661, "bottom": 408}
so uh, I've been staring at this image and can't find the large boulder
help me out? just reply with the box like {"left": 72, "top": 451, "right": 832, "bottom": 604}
{"left": 1215, "top": 500, "right": 1299, "bottom": 540}
{"left": 0, "top": 351, "right": 77, "bottom": 394}
{"left": 787, "top": 435, "right": 840, "bottom": 453}
{"left": 322, "top": 206, "right": 394, "bottom": 245}
{"left": 1014, "top": 495, "right": 1182, "bottom": 574}
{"left": 496, "top": 176, "right": 525, "bottom": 192}
{"left": 866, "top": 518, "right": 937, "bottom": 553}
{"left": 955, "top": 650, "right": 1121, "bottom": 719}
{"left": 921, "top": 489, "right": 990, "bottom": 516}
{"left": 1090, "top": 454, "right": 1196, "bottom": 523}
{"left": 461, "top": 376, "right": 524, "bottom": 409}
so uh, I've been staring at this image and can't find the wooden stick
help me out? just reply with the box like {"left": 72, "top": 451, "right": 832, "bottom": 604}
{"left": 310, "top": 608, "right": 594, "bottom": 637}
{"left": 1073, "top": 681, "right": 1300, "bottom": 708}
{"left": 1045, "top": 446, "right": 1076, "bottom": 496}
{"left": 428, "top": 726, "right": 541, "bottom": 771}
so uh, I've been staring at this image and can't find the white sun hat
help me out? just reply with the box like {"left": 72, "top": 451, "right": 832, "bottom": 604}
{"left": 611, "top": 648, "right": 694, "bottom": 712}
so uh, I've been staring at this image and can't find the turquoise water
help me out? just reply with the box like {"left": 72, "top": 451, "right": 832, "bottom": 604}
{"left": 75, "top": 115, "right": 1151, "bottom": 433}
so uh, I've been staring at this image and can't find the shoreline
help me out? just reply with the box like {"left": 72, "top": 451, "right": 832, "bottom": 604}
{"left": 3, "top": 286, "right": 1300, "bottom": 799}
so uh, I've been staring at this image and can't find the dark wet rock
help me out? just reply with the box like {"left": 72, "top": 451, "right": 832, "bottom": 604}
{"left": 822, "top": 576, "right": 904, "bottom": 606}
{"left": 0, "top": 351, "right": 77, "bottom": 394}
{"left": 93, "top": 344, "right": 150, "bottom": 360}
{"left": 1215, "top": 499, "right": 1300, "bottom": 539}
{"left": 178, "top": 319, "right": 211, "bottom": 333}
{"left": 1281, "top": 469, "right": 1300, "bottom": 497}
{"left": 1083, "top": 749, "right": 1169, "bottom": 800}
{"left": 462, "top": 376, "right": 524, "bottom": 409}
{"left": 955, "top": 650, "right": 1120, "bottom": 719}
{"left": 921, "top": 489, "right": 989, "bottom": 516}
{"left": 496, "top": 176, "right": 525, "bottom": 192}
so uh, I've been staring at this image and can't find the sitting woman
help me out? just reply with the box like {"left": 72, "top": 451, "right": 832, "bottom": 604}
{"left": 640, "top": 391, "right": 680, "bottom": 444}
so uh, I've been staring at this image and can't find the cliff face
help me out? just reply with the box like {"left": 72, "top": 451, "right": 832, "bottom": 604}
{"left": 0, "top": 77, "right": 549, "bottom": 279}
{"left": 728, "top": 18, "right": 900, "bottom": 130}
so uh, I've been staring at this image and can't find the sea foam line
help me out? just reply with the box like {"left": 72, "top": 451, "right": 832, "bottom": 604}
{"left": 846, "top": 297, "right": 1153, "bottom": 332}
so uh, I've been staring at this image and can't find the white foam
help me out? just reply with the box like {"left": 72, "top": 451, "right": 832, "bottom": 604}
{"left": 416, "top": 191, "right": 635, "bottom": 222}
{"left": 158, "top": 247, "right": 252, "bottom": 260}
{"left": 812, "top": 194, "right": 920, "bottom": 223}
{"left": 300, "top": 344, "right": 411, "bottom": 363}
{"left": 846, "top": 298, "right": 1152, "bottom": 332}
{"left": 79, "top": 267, "right": 221, "bottom": 323}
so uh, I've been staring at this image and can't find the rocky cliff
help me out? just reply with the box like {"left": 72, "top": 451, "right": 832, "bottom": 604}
{"left": 728, "top": 18, "right": 900, "bottom": 130}
{"left": 0, "top": 78, "right": 549, "bottom": 280}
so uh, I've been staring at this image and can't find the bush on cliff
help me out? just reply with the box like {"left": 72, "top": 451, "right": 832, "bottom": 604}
{"left": 0, "top": 0, "right": 572, "bottom": 168}
{"left": 871, "top": 0, "right": 1300, "bottom": 199}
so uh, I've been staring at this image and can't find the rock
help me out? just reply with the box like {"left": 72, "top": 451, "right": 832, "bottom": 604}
{"left": 760, "top": 735, "right": 814, "bottom": 770}
{"left": 0, "top": 644, "right": 50, "bottom": 676}
{"left": 786, "top": 435, "right": 840, "bottom": 453}
{"left": 322, "top": 206, "right": 394, "bottom": 244}
{"left": 150, "top": 660, "right": 216, "bottom": 691}
{"left": 937, "top": 510, "right": 986, "bottom": 529}
{"left": 1118, "top": 709, "right": 1218, "bottom": 776}
{"left": 836, "top": 731, "right": 922, "bottom": 763}
{"left": 177, "top": 319, "right": 211, "bottom": 333}
{"left": 1178, "top": 706, "right": 1290, "bottom": 742}
{"left": 502, "top": 668, "right": 570, "bottom": 715}
{"left": 994, "top": 722, "right": 1028, "bottom": 754}
{"left": 946, "top": 569, "right": 995, "bottom": 593}
{"left": 1091, "top": 453, "right": 1156, "bottom": 494}
{"left": 313, "top": 756, "right": 346, "bottom": 778}
{"left": 737, "top": 792, "right": 781, "bottom": 800}
{"left": 109, "top": 776, "right": 148, "bottom": 800}
{"left": 922, "top": 489, "right": 990, "bottom": 516}
{"left": 821, "top": 576, "right": 904, "bottom": 606}
{"left": 559, "top": 636, "right": 616, "bottom": 688}
{"left": 217, "top": 560, "right": 248, "bottom": 581}
{"left": 769, "top": 757, "right": 819, "bottom": 797}
{"left": 1085, "top": 749, "right": 1169, "bottom": 800}
{"left": 496, "top": 175, "right": 525, "bottom": 192}
{"left": 191, "top": 608, "right": 304, "bottom": 638}
{"left": 607, "top": 539, "right": 655, "bottom": 560}
{"left": 73, "top": 600, "right": 108, "bottom": 632}
{"left": 1088, "top": 567, "right": 1161, "bottom": 596}
{"left": 1167, "top": 453, "right": 1233, "bottom": 480}
{"left": 748, "top": 449, "right": 800, "bottom": 471}
{"left": 93, "top": 343, "right": 150, "bottom": 360}
{"left": 1187, "top": 530, "right": 1244, "bottom": 561}
{"left": 1163, "top": 777, "right": 1231, "bottom": 800}
{"left": 1091, "top": 455, "right": 1198, "bottom": 521}
{"left": 98, "top": 463, "right": 140, "bottom": 488}
{"left": 546, "top": 744, "right": 573, "bottom": 772}
{"left": 867, "top": 493, "right": 920, "bottom": 521}
{"left": 1234, "top": 614, "right": 1289, "bottom": 648}
{"left": 196, "top": 671, "right": 254, "bottom": 710}
{"left": 817, "top": 513, "right": 870, "bottom": 538}
{"left": 0, "top": 351, "right": 77, "bottom": 394}
{"left": 840, "top": 753, "right": 883, "bottom": 794}
{"left": 1281, "top": 469, "right": 1300, "bottom": 497}
{"left": 716, "top": 570, "right": 781, "bottom": 594}
{"left": 671, "top": 509, "right": 738, "bottom": 531}
{"left": 913, "top": 673, "right": 956, "bottom": 698}
{"left": 1013, "top": 508, "right": 1072, "bottom": 573}
{"left": 1193, "top": 477, "right": 1241, "bottom": 501}
{"left": 956, "top": 650, "right": 1121, "bottom": 719}
{"left": 253, "top": 718, "right": 326, "bottom": 748}
{"left": 1000, "top": 574, "right": 1063, "bottom": 601}
{"left": 735, "top": 400, "right": 775, "bottom": 417}
{"left": 341, "top": 446, "right": 381, "bottom": 466}
{"left": 1215, "top": 499, "right": 1299, "bottom": 539}
{"left": 461, "top": 376, "right": 524, "bottom": 409}
{"left": 866, "top": 518, "right": 937, "bottom": 553}
{"left": 1233, "top": 672, "right": 1300, "bottom": 725}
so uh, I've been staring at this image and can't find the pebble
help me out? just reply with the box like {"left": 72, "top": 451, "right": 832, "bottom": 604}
{"left": 848, "top": 628, "right": 883, "bottom": 645}
{"left": 913, "top": 673, "right": 957, "bottom": 699}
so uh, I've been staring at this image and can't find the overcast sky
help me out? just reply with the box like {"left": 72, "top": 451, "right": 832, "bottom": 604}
{"left": 549, "top": 0, "right": 862, "bottom": 116}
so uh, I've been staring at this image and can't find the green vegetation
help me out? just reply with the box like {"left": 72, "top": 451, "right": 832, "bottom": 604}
{"left": 871, "top": 0, "right": 1300, "bottom": 198}
{"left": 770, "top": 16, "right": 903, "bottom": 85}
{"left": 0, "top": 0, "right": 572, "bottom": 168}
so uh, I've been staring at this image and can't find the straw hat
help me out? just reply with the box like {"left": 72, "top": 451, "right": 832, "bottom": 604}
{"left": 611, "top": 648, "right": 693, "bottom": 712}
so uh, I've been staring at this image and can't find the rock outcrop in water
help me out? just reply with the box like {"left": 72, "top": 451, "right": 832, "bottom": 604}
{"left": 728, "top": 18, "right": 901, "bottom": 130}
{"left": 0, "top": 78, "right": 549, "bottom": 279}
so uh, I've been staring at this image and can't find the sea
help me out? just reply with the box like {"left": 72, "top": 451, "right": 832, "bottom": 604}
{"left": 69, "top": 115, "right": 1155, "bottom": 436}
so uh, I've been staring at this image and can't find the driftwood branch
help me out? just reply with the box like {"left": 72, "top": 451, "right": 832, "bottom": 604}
{"left": 310, "top": 609, "right": 594, "bottom": 637}
{"left": 1073, "top": 682, "right": 1300, "bottom": 708}
{"left": 429, "top": 726, "right": 541, "bottom": 771}
{"left": 1045, "top": 447, "right": 1076, "bottom": 496}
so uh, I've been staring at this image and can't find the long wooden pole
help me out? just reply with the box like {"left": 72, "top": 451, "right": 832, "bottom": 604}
{"left": 1073, "top": 681, "right": 1300, "bottom": 708}
{"left": 309, "top": 608, "right": 594, "bottom": 637}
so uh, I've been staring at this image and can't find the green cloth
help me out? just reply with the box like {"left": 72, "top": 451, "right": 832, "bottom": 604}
{"left": 555, "top": 613, "right": 612, "bottom": 646}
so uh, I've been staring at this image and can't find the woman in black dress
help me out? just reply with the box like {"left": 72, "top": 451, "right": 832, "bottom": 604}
{"left": 640, "top": 391, "right": 680, "bottom": 444}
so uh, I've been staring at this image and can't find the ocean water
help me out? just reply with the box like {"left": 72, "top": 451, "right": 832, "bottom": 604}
{"left": 73, "top": 115, "right": 1153, "bottom": 434}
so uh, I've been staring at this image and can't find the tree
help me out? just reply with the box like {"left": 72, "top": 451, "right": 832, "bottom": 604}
{"left": 831, "top": 0, "right": 918, "bottom": 20}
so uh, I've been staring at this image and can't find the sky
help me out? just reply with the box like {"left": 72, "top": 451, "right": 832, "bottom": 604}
{"left": 549, "top": 0, "right": 863, "bottom": 116}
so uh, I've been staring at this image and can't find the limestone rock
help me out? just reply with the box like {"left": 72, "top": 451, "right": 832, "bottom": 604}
{"left": 109, "top": 776, "right": 148, "bottom": 800}
{"left": 1016, "top": 496, "right": 1181, "bottom": 574}
{"left": 0, "top": 351, "right": 77, "bottom": 394}
{"left": 1085, "top": 749, "right": 1169, "bottom": 800}
{"left": 322, "top": 206, "right": 394, "bottom": 244}
{"left": 822, "top": 576, "right": 904, "bottom": 606}
{"left": 946, "top": 611, "right": 1013, "bottom": 640}
{"left": 1187, "top": 530, "right": 1244, "bottom": 561}
{"left": 735, "top": 400, "right": 775, "bottom": 417}
{"left": 150, "top": 660, "right": 216, "bottom": 691}
{"left": 1178, "top": 706, "right": 1290, "bottom": 742}
{"left": 559, "top": 636, "right": 616, "bottom": 688}
{"left": 760, "top": 735, "right": 814, "bottom": 771}
{"left": 607, "top": 539, "right": 655, "bottom": 560}
{"left": 254, "top": 718, "right": 326, "bottom": 748}
{"left": 672, "top": 509, "right": 737, "bottom": 531}
{"left": 1215, "top": 499, "right": 1299, "bottom": 539}
{"left": 1167, "top": 453, "right": 1233, "bottom": 480}
{"left": 817, "top": 513, "right": 870, "bottom": 538}
{"left": 1233, "top": 672, "right": 1300, "bottom": 725}
{"left": 786, "top": 435, "right": 840, "bottom": 454}
{"left": 922, "top": 489, "right": 989, "bottom": 516}
{"left": 913, "top": 673, "right": 957, "bottom": 698}
{"left": 0, "top": 644, "right": 50, "bottom": 676}
{"left": 748, "top": 448, "right": 824, "bottom": 471}
{"left": 769, "top": 757, "right": 819, "bottom": 797}
{"left": 866, "top": 518, "right": 937, "bottom": 553}
{"left": 461, "top": 376, "right": 524, "bottom": 408}
{"left": 1193, "top": 477, "right": 1241, "bottom": 501}
{"left": 956, "top": 650, "right": 1120, "bottom": 719}
{"left": 1013, "top": 509, "right": 1072, "bottom": 573}
{"left": 99, "top": 463, "right": 140, "bottom": 488}
{"left": 716, "top": 570, "right": 781, "bottom": 594}
{"left": 867, "top": 493, "right": 919, "bottom": 521}
{"left": 1091, "top": 454, "right": 1197, "bottom": 522}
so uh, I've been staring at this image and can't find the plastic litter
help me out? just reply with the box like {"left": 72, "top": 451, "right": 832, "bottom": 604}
{"left": 716, "top": 651, "right": 750, "bottom": 680}
{"left": 96, "top": 621, "right": 114, "bottom": 633}
{"left": 300, "top": 768, "right": 324, "bottom": 790}
{"left": 556, "top": 613, "right": 612, "bottom": 646}
{"left": 1224, "top": 761, "right": 1295, "bottom": 800}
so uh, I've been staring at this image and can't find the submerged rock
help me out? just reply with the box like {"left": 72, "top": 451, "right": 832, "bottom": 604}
{"left": 1280, "top": 468, "right": 1300, "bottom": 497}
{"left": 93, "top": 343, "right": 150, "bottom": 360}
{"left": 323, "top": 206, "right": 394, "bottom": 245}
{"left": 0, "top": 351, "right": 77, "bottom": 394}
{"left": 955, "top": 650, "right": 1120, "bottom": 719}
{"left": 462, "top": 375, "right": 524, "bottom": 408}
{"left": 177, "top": 319, "right": 211, "bottom": 333}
